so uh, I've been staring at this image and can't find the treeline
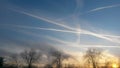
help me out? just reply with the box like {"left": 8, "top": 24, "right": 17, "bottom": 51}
{"left": 0, "top": 48, "right": 72, "bottom": 68}
{"left": 0, "top": 48, "right": 119, "bottom": 68}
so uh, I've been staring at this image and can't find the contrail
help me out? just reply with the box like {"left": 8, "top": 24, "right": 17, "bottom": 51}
{"left": 12, "top": 9, "right": 76, "bottom": 31}
{"left": 14, "top": 25, "right": 120, "bottom": 44}
{"left": 10, "top": 9, "right": 120, "bottom": 43}
{"left": 3, "top": 24, "right": 120, "bottom": 44}
{"left": 87, "top": 4, "right": 120, "bottom": 13}
{"left": 81, "top": 30, "right": 113, "bottom": 42}
{"left": 76, "top": 27, "right": 81, "bottom": 44}
{"left": 56, "top": 0, "right": 82, "bottom": 21}
{"left": 80, "top": 29, "right": 120, "bottom": 44}
{"left": 76, "top": 4, "right": 120, "bottom": 16}
{"left": 103, "top": 34, "right": 120, "bottom": 38}
{"left": 8, "top": 24, "right": 79, "bottom": 34}
{"left": 6, "top": 24, "right": 117, "bottom": 47}
{"left": 46, "top": 36, "right": 75, "bottom": 45}
{"left": 11, "top": 27, "right": 120, "bottom": 48}
{"left": 47, "top": 36, "right": 120, "bottom": 48}
{"left": 74, "top": 0, "right": 83, "bottom": 15}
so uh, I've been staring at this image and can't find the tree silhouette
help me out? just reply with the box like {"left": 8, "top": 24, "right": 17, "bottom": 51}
{"left": 50, "top": 50, "right": 70, "bottom": 68}
{"left": 20, "top": 49, "right": 41, "bottom": 68}
{"left": 84, "top": 48, "right": 103, "bottom": 68}
{"left": 9, "top": 54, "right": 23, "bottom": 68}
{"left": 0, "top": 57, "right": 4, "bottom": 68}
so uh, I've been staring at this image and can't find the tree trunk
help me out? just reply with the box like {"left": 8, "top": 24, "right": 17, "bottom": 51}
{"left": 91, "top": 57, "right": 97, "bottom": 68}
{"left": 28, "top": 63, "right": 32, "bottom": 68}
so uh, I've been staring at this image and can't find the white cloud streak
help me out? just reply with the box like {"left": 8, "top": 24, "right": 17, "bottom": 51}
{"left": 81, "top": 30, "right": 117, "bottom": 43}
{"left": 10, "top": 9, "right": 120, "bottom": 44}
{"left": 47, "top": 36, "right": 120, "bottom": 48}
{"left": 4, "top": 24, "right": 120, "bottom": 48}
{"left": 11, "top": 24, "right": 120, "bottom": 44}
{"left": 103, "top": 34, "right": 120, "bottom": 38}
{"left": 88, "top": 4, "right": 120, "bottom": 13}
{"left": 7, "top": 24, "right": 78, "bottom": 34}
{"left": 12, "top": 9, "right": 76, "bottom": 31}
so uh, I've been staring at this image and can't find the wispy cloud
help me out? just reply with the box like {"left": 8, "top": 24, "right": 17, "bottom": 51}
{"left": 46, "top": 36, "right": 76, "bottom": 47}
{"left": 74, "top": 0, "right": 83, "bottom": 15}
{"left": 87, "top": 4, "right": 120, "bottom": 13}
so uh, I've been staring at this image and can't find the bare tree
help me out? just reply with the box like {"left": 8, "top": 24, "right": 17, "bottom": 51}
{"left": 20, "top": 49, "right": 41, "bottom": 68}
{"left": 84, "top": 48, "right": 103, "bottom": 68}
{"left": 50, "top": 49, "right": 70, "bottom": 68}
{"left": 9, "top": 54, "right": 22, "bottom": 68}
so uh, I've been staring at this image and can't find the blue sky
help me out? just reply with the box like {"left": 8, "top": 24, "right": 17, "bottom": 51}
{"left": 0, "top": 0, "right": 120, "bottom": 56}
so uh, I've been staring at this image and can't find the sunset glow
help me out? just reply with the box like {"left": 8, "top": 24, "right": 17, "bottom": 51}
{"left": 112, "top": 63, "right": 118, "bottom": 68}
{"left": 0, "top": 0, "right": 120, "bottom": 68}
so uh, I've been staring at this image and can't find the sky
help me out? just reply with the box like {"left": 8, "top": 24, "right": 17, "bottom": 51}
{"left": 0, "top": 0, "right": 120, "bottom": 57}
